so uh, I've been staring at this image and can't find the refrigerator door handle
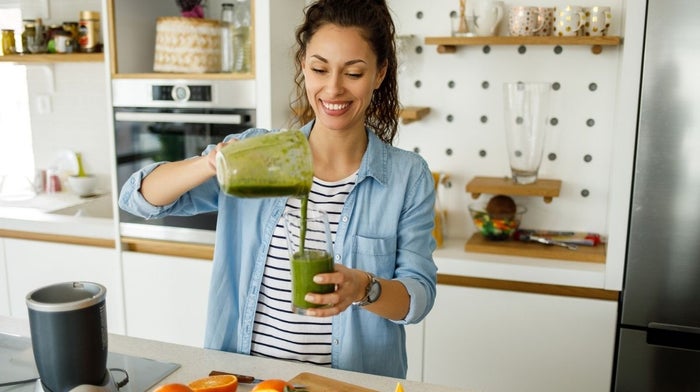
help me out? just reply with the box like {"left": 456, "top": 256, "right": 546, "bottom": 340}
{"left": 647, "top": 322, "right": 700, "bottom": 351}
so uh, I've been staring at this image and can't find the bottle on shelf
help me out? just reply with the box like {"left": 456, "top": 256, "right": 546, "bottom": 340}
{"left": 220, "top": 3, "right": 234, "bottom": 72}
{"left": 232, "top": 0, "right": 251, "bottom": 73}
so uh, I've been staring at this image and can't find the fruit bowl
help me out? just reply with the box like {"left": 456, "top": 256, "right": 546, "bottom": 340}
{"left": 468, "top": 202, "right": 527, "bottom": 241}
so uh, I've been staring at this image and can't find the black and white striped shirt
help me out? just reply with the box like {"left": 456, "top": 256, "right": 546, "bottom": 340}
{"left": 250, "top": 173, "right": 356, "bottom": 365}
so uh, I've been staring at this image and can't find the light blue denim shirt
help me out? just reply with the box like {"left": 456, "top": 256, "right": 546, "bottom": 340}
{"left": 118, "top": 121, "right": 437, "bottom": 378}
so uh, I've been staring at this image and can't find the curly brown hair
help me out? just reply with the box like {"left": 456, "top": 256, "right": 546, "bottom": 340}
{"left": 290, "top": 0, "right": 400, "bottom": 144}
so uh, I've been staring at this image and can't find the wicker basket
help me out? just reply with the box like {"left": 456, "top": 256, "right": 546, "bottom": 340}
{"left": 153, "top": 17, "right": 222, "bottom": 73}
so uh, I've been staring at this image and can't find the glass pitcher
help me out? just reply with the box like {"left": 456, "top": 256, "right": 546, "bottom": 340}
{"left": 216, "top": 129, "right": 313, "bottom": 198}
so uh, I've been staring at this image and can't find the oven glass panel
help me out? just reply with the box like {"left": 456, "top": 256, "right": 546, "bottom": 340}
{"left": 114, "top": 107, "right": 255, "bottom": 231}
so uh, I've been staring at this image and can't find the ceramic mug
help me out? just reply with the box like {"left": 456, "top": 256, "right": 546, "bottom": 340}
{"left": 535, "top": 7, "right": 555, "bottom": 36}
{"left": 584, "top": 6, "right": 612, "bottom": 36}
{"left": 553, "top": 5, "right": 586, "bottom": 37}
{"left": 508, "top": 6, "right": 544, "bottom": 36}
{"left": 470, "top": 0, "right": 505, "bottom": 37}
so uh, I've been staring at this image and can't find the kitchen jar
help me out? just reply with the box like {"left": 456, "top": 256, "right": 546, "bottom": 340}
{"left": 78, "top": 11, "right": 101, "bottom": 53}
{"left": 1, "top": 29, "right": 16, "bottom": 56}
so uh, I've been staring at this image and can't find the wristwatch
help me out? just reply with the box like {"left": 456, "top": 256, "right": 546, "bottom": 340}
{"left": 353, "top": 272, "right": 381, "bottom": 307}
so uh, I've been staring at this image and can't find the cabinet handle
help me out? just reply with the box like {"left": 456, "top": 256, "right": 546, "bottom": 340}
{"left": 647, "top": 322, "right": 700, "bottom": 351}
{"left": 115, "top": 112, "right": 243, "bottom": 124}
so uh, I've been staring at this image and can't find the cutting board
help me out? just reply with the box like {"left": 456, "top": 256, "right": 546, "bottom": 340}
{"left": 288, "top": 372, "right": 378, "bottom": 392}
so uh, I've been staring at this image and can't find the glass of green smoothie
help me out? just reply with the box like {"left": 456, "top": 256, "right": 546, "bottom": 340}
{"left": 215, "top": 129, "right": 313, "bottom": 198}
{"left": 283, "top": 208, "right": 335, "bottom": 315}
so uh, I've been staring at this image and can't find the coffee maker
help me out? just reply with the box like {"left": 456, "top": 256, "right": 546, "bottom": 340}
{"left": 25, "top": 282, "right": 118, "bottom": 392}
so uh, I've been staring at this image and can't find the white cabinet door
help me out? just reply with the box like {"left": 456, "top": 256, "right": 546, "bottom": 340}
{"left": 121, "top": 251, "right": 212, "bottom": 348}
{"left": 405, "top": 322, "right": 424, "bottom": 382}
{"left": 3, "top": 239, "right": 125, "bottom": 334}
{"left": 424, "top": 284, "right": 617, "bottom": 392}
{"left": 0, "top": 239, "right": 9, "bottom": 316}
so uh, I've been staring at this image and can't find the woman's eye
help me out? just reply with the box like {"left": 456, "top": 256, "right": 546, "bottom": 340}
{"left": 312, "top": 68, "right": 327, "bottom": 74}
{"left": 347, "top": 73, "right": 362, "bottom": 79}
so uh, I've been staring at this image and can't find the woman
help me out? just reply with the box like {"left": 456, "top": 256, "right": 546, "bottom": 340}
{"left": 119, "top": 0, "right": 437, "bottom": 378}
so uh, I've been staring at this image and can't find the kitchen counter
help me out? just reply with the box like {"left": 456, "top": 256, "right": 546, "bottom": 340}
{"left": 0, "top": 316, "right": 468, "bottom": 392}
{"left": 0, "top": 193, "right": 615, "bottom": 297}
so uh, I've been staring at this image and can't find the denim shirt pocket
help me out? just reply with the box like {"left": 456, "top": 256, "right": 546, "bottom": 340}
{"left": 354, "top": 235, "right": 397, "bottom": 277}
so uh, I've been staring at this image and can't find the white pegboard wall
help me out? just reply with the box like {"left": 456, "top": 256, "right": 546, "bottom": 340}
{"left": 390, "top": 0, "right": 624, "bottom": 240}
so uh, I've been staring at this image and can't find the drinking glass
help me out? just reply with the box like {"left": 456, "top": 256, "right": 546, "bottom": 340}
{"left": 503, "top": 82, "right": 551, "bottom": 184}
{"left": 284, "top": 208, "right": 335, "bottom": 315}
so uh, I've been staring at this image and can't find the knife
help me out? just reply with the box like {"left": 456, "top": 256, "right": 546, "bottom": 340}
{"left": 527, "top": 235, "right": 578, "bottom": 250}
{"left": 208, "top": 370, "right": 260, "bottom": 384}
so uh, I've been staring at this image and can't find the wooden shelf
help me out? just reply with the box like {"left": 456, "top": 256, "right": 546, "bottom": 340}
{"left": 399, "top": 106, "right": 430, "bottom": 124}
{"left": 111, "top": 72, "right": 254, "bottom": 80}
{"left": 465, "top": 233, "right": 606, "bottom": 263}
{"left": 425, "top": 35, "right": 622, "bottom": 55}
{"left": 0, "top": 53, "right": 104, "bottom": 63}
{"left": 466, "top": 176, "right": 561, "bottom": 203}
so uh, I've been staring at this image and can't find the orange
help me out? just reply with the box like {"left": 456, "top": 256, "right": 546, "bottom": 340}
{"left": 153, "top": 384, "right": 194, "bottom": 392}
{"left": 250, "top": 379, "right": 294, "bottom": 392}
{"left": 188, "top": 375, "right": 238, "bottom": 392}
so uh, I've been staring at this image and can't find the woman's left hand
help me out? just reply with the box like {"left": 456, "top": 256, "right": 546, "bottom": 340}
{"left": 303, "top": 264, "right": 367, "bottom": 317}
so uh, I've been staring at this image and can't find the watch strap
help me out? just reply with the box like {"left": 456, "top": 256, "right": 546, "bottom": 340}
{"left": 352, "top": 272, "right": 379, "bottom": 307}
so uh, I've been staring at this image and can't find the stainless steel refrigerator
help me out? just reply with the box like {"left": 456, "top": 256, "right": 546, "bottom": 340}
{"left": 613, "top": 0, "right": 700, "bottom": 390}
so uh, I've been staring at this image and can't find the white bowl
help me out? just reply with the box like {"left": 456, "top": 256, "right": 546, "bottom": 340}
{"left": 67, "top": 175, "right": 97, "bottom": 197}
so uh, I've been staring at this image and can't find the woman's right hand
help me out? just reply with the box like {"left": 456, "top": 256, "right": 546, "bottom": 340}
{"left": 206, "top": 140, "right": 235, "bottom": 174}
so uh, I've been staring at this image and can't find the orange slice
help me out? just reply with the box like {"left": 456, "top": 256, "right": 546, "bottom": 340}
{"left": 154, "top": 384, "right": 194, "bottom": 392}
{"left": 188, "top": 374, "right": 238, "bottom": 392}
{"left": 251, "top": 379, "right": 295, "bottom": 392}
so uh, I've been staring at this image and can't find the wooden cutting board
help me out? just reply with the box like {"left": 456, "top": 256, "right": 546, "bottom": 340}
{"left": 288, "top": 372, "right": 379, "bottom": 392}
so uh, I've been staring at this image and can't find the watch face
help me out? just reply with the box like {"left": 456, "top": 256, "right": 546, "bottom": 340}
{"left": 368, "top": 279, "right": 381, "bottom": 303}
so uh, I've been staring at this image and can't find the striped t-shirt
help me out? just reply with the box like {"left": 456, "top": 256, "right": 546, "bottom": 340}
{"left": 250, "top": 172, "right": 357, "bottom": 365}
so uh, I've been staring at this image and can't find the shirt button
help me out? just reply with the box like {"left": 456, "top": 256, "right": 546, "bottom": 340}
{"left": 335, "top": 254, "right": 341, "bottom": 261}
{"left": 342, "top": 216, "right": 349, "bottom": 222}
{"left": 333, "top": 339, "right": 340, "bottom": 345}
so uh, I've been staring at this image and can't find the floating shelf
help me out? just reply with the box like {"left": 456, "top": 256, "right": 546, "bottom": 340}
{"left": 399, "top": 106, "right": 430, "bottom": 124}
{"left": 425, "top": 35, "right": 622, "bottom": 55}
{"left": 0, "top": 53, "right": 104, "bottom": 63}
{"left": 111, "top": 72, "right": 254, "bottom": 80}
{"left": 465, "top": 233, "right": 606, "bottom": 263}
{"left": 466, "top": 176, "right": 562, "bottom": 203}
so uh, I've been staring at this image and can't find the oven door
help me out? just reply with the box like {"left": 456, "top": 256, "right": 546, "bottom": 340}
{"left": 114, "top": 107, "right": 255, "bottom": 243}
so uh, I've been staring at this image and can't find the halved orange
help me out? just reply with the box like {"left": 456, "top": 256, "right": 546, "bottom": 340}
{"left": 153, "top": 384, "right": 194, "bottom": 392}
{"left": 250, "top": 379, "right": 294, "bottom": 392}
{"left": 188, "top": 374, "right": 238, "bottom": 392}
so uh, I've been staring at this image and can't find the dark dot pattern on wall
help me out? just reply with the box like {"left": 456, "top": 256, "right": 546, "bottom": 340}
{"left": 548, "top": 153, "right": 557, "bottom": 161}
{"left": 554, "top": 45, "right": 563, "bottom": 54}
{"left": 480, "top": 115, "right": 488, "bottom": 123}
{"left": 581, "top": 189, "right": 590, "bottom": 197}
{"left": 445, "top": 148, "right": 453, "bottom": 156}
{"left": 550, "top": 117, "right": 558, "bottom": 126}
{"left": 516, "top": 116, "right": 524, "bottom": 125}
{"left": 584, "top": 154, "right": 593, "bottom": 162}
{"left": 587, "top": 118, "right": 596, "bottom": 127}
{"left": 482, "top": 81, "right": 489, "bottom": 89}
{"left": 415, "top": 46, "right": 423, "bottom": 54}
{"left": 552, "top": 82, "right": 561, "bottom": 91}
{"left": 479, "top": 149, "right": 487, "bottom": 157}
{"left": 483, "top": 45, "right": 491, "bottom": 54}
{"left": 413, "top": 147, "right": 420, "bottom": 153}
{"left": 589, "top": 82, "right": 598, "bottom": 91}
{"left": 449, "top": 10, "right": 457, "bottom": 18}
{"left": 448, "top": 80, "right": 455, "bottom": 88}
{"left": 414, "top": 80, "right": 422, "bottom": 88}
{"left": 416, "top": 11, "right": 423, "bottom": 19}
{"left": 518, "top": 45, "right": 527, "bottom": 54}
{"left": 446, "top": 114, "right": 454, "bottom": 122}
{"left": 515, "top": 150, "right": 523, "bottom": 158}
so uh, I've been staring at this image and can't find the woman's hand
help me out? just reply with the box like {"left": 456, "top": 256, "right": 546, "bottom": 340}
{"left": 206, "top": 140, "right": 234, "bottom": 174}
{"left": 302, "top": 264, "right": 368, "bottom": 317}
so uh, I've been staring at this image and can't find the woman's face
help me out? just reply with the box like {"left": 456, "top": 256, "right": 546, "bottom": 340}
{"left": 302, "top": 24, "right": 386, "bottom": 134}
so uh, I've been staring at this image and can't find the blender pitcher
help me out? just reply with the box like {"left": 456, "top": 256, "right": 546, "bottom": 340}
{"left": 216, "top": 129, "right": 313, "bottom": 198}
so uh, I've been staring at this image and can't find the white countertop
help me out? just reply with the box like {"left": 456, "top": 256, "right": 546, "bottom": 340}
{"left": 0, "top": 194, "right": 609, "bottom": 290}
{"left": 0, "top": 316, "right": 468, "bottom": 392}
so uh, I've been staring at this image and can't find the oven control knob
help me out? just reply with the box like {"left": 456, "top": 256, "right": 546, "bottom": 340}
{"left": 171, "top": 84, "right": 191, "bottom": 102}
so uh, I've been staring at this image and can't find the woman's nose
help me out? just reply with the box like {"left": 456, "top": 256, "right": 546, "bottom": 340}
{"left": 325, "top": 73, "right": 344, "bottom": 95}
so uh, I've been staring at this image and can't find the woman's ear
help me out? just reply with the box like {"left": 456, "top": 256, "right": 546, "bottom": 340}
{"left": 374, "top": 60, "right": 388, "bottom": 89}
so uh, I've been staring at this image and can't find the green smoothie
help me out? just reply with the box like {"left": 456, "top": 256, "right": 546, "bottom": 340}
{"left": 224, "top": 183, "right": 311, "bottom": 198}
{"left": 291, "top": 249, "right": 334, "bottom": 313}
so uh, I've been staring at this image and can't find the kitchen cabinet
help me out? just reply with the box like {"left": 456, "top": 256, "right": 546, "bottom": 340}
{"left": 0, "top": 53, "right": 104, "bottom": 63}
{"left": 121, "top": 251, "right": 212, "bottom": 348}
{"left": 423, "top": 283, "right": 617, "bottom": 391}
{"left": 2, "top": 238, "right": 125, "bottom": 334}
{"left": 0, "top": 240, "right": 9, "bottom": 316}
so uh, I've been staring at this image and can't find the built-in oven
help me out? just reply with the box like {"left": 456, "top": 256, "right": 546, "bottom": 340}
{"left": 112, "top": 79, "right": 256, "bottom": 243}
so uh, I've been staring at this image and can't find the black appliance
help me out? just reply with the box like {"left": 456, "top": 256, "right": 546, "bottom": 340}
{"left": 112, "top": 79, "right": 255, "bottom": 242}
{"left": 612, "top": 0, "right": 700, "bottom": 390}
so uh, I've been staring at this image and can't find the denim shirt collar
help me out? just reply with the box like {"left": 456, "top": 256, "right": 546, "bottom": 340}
{"left": 300, "top": 120, "right": 388, "bottom": 186}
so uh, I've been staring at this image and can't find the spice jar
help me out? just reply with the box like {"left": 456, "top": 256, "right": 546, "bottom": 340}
{"left": 21, "top": 20, "right": 35, "bottom": 53}
{"left": 1, "top": 29, "right": 16, "bottom": 56}
{"left": 78, "top": 11, "right": 101, "bottom": 53}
